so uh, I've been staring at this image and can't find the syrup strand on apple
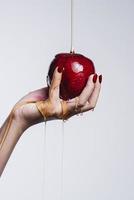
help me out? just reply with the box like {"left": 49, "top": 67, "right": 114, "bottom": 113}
{"left": 70, "top": 0, "right": 75, "bottom": 53}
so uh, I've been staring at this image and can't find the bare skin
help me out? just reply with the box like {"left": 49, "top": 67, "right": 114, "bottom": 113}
{"left": 0, "top": 67, "right": 102, "bottom": 176}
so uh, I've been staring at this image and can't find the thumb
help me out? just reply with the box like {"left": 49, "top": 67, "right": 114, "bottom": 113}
{"left": 49, "top": 66, "right": 63, "bottom": 100}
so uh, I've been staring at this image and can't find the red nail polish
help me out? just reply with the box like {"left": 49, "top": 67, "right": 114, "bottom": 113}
{"left": 93, "top": 74, "right": 97, "bottom": 83}
{"left": 99, "top": 75, "right": 102, "bottom": 83}
{"left": 58, "top": 66, "right": 63, "bottom": 73}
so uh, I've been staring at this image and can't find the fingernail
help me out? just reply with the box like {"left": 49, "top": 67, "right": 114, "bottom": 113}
{"left": 99, "top": 75, "right": 102, "bottom": 83}
{"left": 58, "top": 66, "right": 63, "bottom": 73}
{"left": 93, "top": 74, "right": 97, "bottom": 83}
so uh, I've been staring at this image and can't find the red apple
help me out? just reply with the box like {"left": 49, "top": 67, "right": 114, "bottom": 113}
{"left": 47, "top": 53, "right": 95, "bottom": 100}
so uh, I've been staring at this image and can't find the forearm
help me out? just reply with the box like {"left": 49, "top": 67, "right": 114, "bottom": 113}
{"left": 0, "top": 114, "right": 26, "bottom": 177}
{"left": 0, "top": 115, "right": 11, "bottom": 142}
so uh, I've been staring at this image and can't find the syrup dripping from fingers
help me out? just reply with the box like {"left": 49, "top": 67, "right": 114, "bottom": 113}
{"left": 42, "top": 120, "right": 47, "bottom": 200}
{"left": 60, "top": 120, "right": 65, "bottom": 200}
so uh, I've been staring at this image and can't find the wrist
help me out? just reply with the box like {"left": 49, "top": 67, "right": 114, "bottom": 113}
{"left": 11, "top": 109, "right": 29, "bottom": 134}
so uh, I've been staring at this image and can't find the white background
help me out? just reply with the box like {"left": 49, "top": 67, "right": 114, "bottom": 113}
{"left": 0, "top": 0, "right": 134, "bottom": 200}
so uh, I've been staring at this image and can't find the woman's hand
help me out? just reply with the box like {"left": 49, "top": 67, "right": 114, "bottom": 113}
{"left": 13, "top": 67, "right": 102, "bottom": 130}
{"left": 0, "top": 66, "right": 102, "bottom": 176}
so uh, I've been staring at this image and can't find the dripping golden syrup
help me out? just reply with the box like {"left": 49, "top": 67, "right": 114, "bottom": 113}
{"left": 60, "top": 120, "right": 66, "bottom": 200}
{"left": 42, "top": 120, "right": 47, "bottom": 200}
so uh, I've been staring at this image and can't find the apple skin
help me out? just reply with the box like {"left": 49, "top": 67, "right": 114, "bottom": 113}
{"left": 47, "top": 53, "right": 95, "bottom": 100}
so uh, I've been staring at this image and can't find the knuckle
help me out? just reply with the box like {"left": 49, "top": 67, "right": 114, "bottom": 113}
{"left": 49, "top": 89, "right": 54, "bottom": 96}
{"left": 12, "top": 107, "right": 21, "bottom": 120}
{"left": 53, "top": 84, "right": 59, "bottom": 90}
{"left": 88, "top": 101, "right": 96, "bottom": 109}
{"left": 78, "top": 101, "right": 85, "bottom": 107}
{"left": 90, "top": 103, "right": 96, "bottom": 109}
{"left": 50, "top": 84, "right": 59, "bottom": 91}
